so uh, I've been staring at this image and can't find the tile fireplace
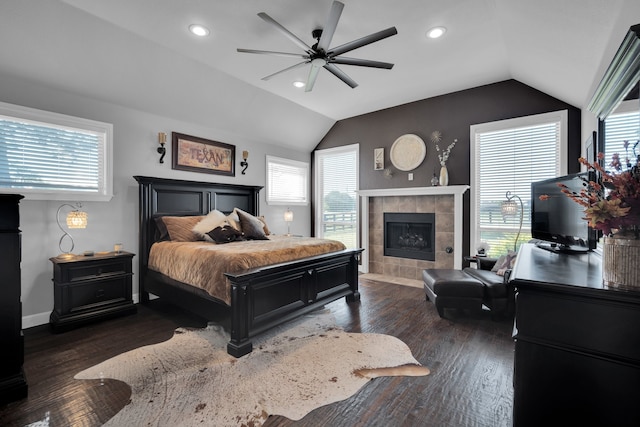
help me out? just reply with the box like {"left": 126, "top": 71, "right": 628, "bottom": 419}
{"left": 358, "top": 186, "right": 470, "bottom": 281}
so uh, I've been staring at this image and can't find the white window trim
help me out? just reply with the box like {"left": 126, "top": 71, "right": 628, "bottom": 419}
{"left": 469, "top": 110, "right": 568, "bottom": 255}
{"left": 265, "top": 155, "right": 309, "bottom": 206}
{"left": 0, "top": 101, "right": 113, "bottom": 201}
{"left": 313, "top": 143, "right": 359, "bottom": 239}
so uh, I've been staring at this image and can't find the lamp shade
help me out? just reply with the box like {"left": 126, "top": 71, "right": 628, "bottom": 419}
{"left": 284, "top": 209, "right": 294, "bottom": 223}
{"left": 501, "top": 200, "right": 518, "bottom": 215}
{"left": 66, "top": 210, "right": 88, "bottom": 229}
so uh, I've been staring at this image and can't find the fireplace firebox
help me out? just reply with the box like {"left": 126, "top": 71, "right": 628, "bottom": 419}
{"left": 384, "top": 213, "right": 435, "bottom": 261}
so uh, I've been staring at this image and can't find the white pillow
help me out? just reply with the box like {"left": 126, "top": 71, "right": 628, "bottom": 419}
{"left": 226, "top": 209, "right": 241, "bottom": 231}
{"left": 192, "top": 210, "right": 227, "bottom": 241}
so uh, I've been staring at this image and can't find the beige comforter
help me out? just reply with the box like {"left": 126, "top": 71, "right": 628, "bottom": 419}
{"left": 148, "top": 236, "right": 346, "bottom": 305}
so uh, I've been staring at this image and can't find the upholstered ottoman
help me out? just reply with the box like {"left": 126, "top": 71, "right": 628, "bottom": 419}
{"left": 422, "top": 269, "right": 485, "bottom": 318}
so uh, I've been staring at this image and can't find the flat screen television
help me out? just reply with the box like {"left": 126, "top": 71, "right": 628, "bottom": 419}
{"left": 530, "top": 172, "right": 598, "bottom": 253}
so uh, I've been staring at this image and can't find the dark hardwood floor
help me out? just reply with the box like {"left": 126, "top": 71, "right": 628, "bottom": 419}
{"left": 0, "top": 278, "right": 514, "bottom": 427}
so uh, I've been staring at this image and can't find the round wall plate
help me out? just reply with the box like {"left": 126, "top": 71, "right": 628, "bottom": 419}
{"left": 389, "top": 134, "right": 426, "bottom": 171}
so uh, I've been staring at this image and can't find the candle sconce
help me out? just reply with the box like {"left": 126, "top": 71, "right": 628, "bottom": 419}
{"left": 157, "top": 132, "right": 167, "bottom": 163}
{"left": 240, "top": 150, "right": 249, "bottom": 174}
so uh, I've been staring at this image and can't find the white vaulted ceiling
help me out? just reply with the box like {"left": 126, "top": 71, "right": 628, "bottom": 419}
{"left": 0, "top": 0, "right": 639, "bottom": 151}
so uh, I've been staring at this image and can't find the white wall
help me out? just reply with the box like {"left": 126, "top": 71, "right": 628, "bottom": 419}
{"left": 0, "top": 72, "right": 313, "bottom": 329}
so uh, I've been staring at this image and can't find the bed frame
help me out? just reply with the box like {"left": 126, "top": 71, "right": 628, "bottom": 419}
{"left": 134, "top": 176, "right": 362, "bottom": 357}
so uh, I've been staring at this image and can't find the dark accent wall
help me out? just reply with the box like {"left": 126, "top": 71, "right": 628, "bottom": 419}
{"left": 314, "top": 79, "right": 582, "bottom": 257}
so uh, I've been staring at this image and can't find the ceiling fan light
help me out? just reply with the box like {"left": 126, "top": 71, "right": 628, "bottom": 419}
{"left": 427, "top": 26, "right": 446, "bottom": 39}
{"left": 293, "top": 81, "right": 306, "bottom": 88}
{"left": 189, "top": 24, "right": 210, "bottom": 37}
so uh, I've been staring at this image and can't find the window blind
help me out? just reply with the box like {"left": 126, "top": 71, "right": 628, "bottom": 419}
{"left": 0, "top": 118, "right": 102, "bottom": 192}
{"left": 266, "top": 156, "right": 309, "bottom": 205}
{"left": 472, "top": 112, "right": 564, "bottom": 254}
{"left": 604, "top": 110, "right": 639, "bottom": 168}
{"left": 0, "top": 101, "right": 112, "bottom": 201}
{"left": 314, "top": 144, "right": 358, "bottom": 248}
{"left": 317, "top": 149, "right": 357, "bottom": 213}
{"left": 475, "top": 122, "right": 560, "bottom": 221}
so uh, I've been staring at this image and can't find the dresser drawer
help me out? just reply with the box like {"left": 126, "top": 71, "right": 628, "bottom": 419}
{"left": 56, "top": 257, "right": 131, "bottom": 282}
{"left": 516, "top": 289, "right": 640, "bottom": 362}
{"left": 55, "top": 276, "right": 132, "bottom": 315}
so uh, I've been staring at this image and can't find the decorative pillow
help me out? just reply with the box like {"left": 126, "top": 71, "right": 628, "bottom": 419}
{"left": 258, "top": 216, "right": 271, "bottom": 235}
{"left": 192, "top": 209, "right": 227, "bottom": 241}
{"left": 154, "top": 216, "right": 170, "bottom": 241}
{"left": 157, "top": 216, "right": 204, "bottom": 242}
{"left": 207, "top": 225, "right": 244, "bottom": 244}
{"left": 496, "top": 251, "right": 517, "bottom": 276}
{"left": 491, "top": 255, "right": 507, "bottom": 273}
{"left": 236, "top": 208, "right": 270, "bottom": 240}
{"left": 226, "top": 209, "right": 241, "bottom": 231}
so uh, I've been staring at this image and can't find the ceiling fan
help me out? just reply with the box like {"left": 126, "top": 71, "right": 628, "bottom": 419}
{"left": 237, "top": 0, "right": 397, "bottom": 92}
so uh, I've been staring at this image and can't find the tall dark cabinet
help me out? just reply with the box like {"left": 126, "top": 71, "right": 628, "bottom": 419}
{"left": 511, "top": 243, "right": 640, "bottom": 427}
{"left": 0, "top": 194, "right": 27, "bottom": 404}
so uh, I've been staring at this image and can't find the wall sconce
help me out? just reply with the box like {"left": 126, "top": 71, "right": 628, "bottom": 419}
{"left": 501, "top": 191, "right": 523, "bottom": 252}
{"left": 56, "top": 203, "right": 88, "bottom": 258}
{"left": 284, "top": 208, "right": 294, "bottom": 236}
{"left": 240, "top": 150, "right": 249, "bottom": 174}
{"left": 157, "top": 132, "right": 167, "bottom": 163}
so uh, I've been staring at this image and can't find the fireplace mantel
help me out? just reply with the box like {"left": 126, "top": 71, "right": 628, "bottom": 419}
{"left": 358, "top": 186, "right": 470, "bottom": 198}
{"left": 358, "top": 185, "right": 470, "bottom": 272}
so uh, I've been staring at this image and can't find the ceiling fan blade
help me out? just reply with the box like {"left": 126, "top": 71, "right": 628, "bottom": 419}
{"left": 323, "top": 63, "right": 358, "bottom": 89}
{"left": 237, "top": 48, "right": 310, "bottom": 60}
{"left": 305, "top": 58, "right": 326, "bottom": 92}
{"left": 329, "top": 57, "right": 394, "bottom": 69}
{"left": 257, "top": 12, "right": 312, "bottom": 53}
{"left": 237, "top": 48, "right": 309, "bottom": 59}
{"left": 328, "top": 27, "right": 398, "bottom": 57}
{"left": 262, "top": 61, "right": 310, "bottom": 81}
{"left": 316, "top": 1, "right": 344, "bottom": 52}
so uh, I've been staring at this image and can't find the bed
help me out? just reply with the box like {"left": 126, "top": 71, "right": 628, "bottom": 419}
{"left": 134, "top": 176, "right": 363, "bottom": 357}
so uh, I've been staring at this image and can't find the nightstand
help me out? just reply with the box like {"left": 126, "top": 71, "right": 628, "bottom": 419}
{"left": 49, "top": 251, "right": 136, "bottom": 332}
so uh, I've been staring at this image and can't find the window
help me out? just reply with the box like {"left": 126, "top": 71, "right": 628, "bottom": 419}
{"left": 0, "top": 101, "right": 113, "bottom": 201}
{"left": 314, "top": 144, "right": 358, "bottom": 249}
{"left": 603, "top": 101, "right": 639, "bottom": 167}
{"left": 266, "top": 155, "right": 309, "bottom": 205}
{"left": 470, "top": 111, "right": 567, "bottom": 256}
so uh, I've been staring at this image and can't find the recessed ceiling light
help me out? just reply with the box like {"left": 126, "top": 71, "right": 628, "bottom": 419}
{"left": 293, "top": 81, "right": 306, "bottom": 88}
{"left": 189, "top": 24, "right": 210, "bottom": 37}
{"left": 427, "top": 26, "right": 446, "bottom": 39}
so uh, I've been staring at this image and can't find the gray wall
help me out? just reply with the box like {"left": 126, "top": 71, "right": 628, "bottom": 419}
{"left": 0, "top": 71, "right": 312, "bottom": 328}
{"left": 315, "top": 79, "right": 582, "bottom": 255}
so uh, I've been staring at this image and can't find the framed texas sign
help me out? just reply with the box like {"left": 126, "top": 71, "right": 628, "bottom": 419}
{"left": 171, "top": 132, "right": 235, "bottom": 176}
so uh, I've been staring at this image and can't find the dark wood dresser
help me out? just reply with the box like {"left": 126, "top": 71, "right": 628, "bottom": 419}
{"left": 511, "top": 243, "right": 640, "bottom": 426}
{"left": 50, "top": 251, "right": 136, "bottom": 332}
{"left": 0, "top": 194, "right": 28, "bottom": 404}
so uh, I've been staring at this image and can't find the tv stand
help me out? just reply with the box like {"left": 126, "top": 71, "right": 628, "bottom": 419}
{"left": 511, "top": 243, "right": 640, "bottom": 426}
{"left": 534, "top": 241, "right": 590, "bottom": 254}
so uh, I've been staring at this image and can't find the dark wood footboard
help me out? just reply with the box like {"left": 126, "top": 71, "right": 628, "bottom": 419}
{"left": 225, "top": 248, "right": 362, "bottom": 357}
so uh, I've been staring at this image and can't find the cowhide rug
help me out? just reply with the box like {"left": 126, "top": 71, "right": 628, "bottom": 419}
{"left": 75, "top": 310, "right": 430, "bottom": 426}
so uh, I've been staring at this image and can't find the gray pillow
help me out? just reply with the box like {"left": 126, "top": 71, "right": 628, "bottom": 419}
{"left": 236, "top": 208, "right": 269, "bottom": 240}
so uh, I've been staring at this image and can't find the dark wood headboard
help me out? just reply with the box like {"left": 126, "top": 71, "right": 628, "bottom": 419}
{"left": 134, "top": 176, "right": 263, "bottom": 290}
